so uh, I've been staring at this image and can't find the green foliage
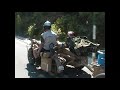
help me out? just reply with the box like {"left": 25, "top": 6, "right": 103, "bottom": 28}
{"left": 15, "top": 14, "right": 22, "bottom": 35}
{"left": 27, "top": 23, "right": 36, "bottom": 38}
{"left": 15, "top": 12, "right": 105, "bottom": 48}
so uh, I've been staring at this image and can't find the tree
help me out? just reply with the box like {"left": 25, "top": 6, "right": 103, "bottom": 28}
{"left": 15, "top": 12, "right": 105, "bottom": 48}
{"left": 15, "top": 13, "right": 22, "bottom": 35}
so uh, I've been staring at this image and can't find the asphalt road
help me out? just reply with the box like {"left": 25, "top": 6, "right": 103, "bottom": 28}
{"left": 15, "top": 37, "right": 93, "bottom": 78}
{"left": 15, "top": 38, "right": 30, "bottom": 78}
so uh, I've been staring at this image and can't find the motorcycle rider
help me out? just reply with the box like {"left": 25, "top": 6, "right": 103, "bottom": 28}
{"left": 66, "top": 31, "right": 76, "bottom": 54}
{"left": 37, "top": 20, "right": 58, "bottom": 54}
{"left": 37, "top": 21, "right": 64, "bottom": 72}
{"left": 31, "top": 39, "right": 41, "bottom": 67}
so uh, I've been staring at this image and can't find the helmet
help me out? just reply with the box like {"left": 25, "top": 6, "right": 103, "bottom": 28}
{"left": 43, "top": 21, "right": 51, "bottom": 27}
{"left": 67, "top": 31, "right": 75, "bottom": 37}
{"left": 31, "top": 39, "right": 36, "bottom": 44}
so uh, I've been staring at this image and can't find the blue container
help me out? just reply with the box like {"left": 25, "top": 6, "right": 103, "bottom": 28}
{"left": 97, "top": 50, "right": 105, "bottom": 66}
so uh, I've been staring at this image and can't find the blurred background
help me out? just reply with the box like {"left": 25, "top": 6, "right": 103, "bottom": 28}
{"left": 15, "top": 12, "right": 105, "bottom": 49}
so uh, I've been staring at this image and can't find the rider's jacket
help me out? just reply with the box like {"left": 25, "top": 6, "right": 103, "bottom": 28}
{"left": 41, "top": 30, "right": 57, "bottom": 50}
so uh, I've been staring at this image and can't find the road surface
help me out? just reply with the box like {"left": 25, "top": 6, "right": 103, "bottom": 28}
{"left": 15, "top": 38, "right": 30, "bottom": 78}
{"left": 15, "top": 37, "right": 93, "bottom": 78}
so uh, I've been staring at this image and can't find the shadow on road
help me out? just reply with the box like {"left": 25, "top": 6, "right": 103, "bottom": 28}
{"left": 63, "top": 67, "right": 91, "bottom": 78}
{"left": 26, "top": 63, "right": 55, "bottom": 78}
{"left": 26, "top": 63, "right": 91, "bottom": 78}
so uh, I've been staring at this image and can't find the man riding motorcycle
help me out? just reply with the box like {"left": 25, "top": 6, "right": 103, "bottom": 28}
{"left": 32, "top": 21, "right": 64, "bottom": 72}
{"left": 31, "top": 39, "right": 41, "bottom": 67}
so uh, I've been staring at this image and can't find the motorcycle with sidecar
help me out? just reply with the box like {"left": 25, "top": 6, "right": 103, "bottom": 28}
{"left": 27, "top": 37, "right": 104, "bottom": 77}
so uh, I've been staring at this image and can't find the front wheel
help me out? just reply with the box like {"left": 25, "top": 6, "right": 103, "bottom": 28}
{"left": 28, "top": 48, "right": 35, "bottom": 65}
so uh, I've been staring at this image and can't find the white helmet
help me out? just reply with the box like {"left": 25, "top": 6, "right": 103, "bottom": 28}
{"left": 43, "top": 21, "right": 51, "bottom": 27}
{"left": 67, "top": 31, "right": 75, "bottom": 37}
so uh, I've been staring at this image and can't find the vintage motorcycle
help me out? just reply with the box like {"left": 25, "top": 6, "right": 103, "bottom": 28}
{"left": 27, "top": 37, "right": 101, "bottom": 76}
